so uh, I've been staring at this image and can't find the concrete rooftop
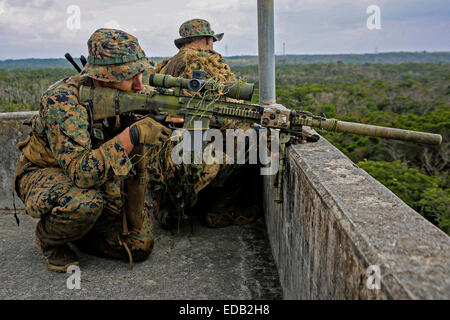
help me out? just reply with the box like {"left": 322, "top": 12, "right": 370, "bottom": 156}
{"left": 0, "top": 212, "right": 283, "bottom": 300}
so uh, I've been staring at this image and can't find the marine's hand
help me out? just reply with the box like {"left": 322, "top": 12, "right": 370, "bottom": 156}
{"left": 165, "top": 115, "right": 184, "bottom": 126}
{"left": 129, "top": 117, "right": 172, "bottom": 146}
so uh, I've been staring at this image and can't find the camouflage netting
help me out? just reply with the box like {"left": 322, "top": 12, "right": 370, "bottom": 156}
{"left": 147, "top": 139, "right": 221, "bottom": 228}
{"left": 147, "top": 119, "right": 260, "bottom": 229}
{"left": 154, "top": 46, "right": 235, "bottom": 82}
{"left": 153, "top": 47, "right": 241, "bottom": 102}
{"left": 148, "top": 46, "right": 260, "bottom": 229}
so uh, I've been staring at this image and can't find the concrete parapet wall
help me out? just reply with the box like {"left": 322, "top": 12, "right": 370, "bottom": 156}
{"left": 1, "top": 112, "right": 449, "bottom": 299}
{"left": 263, "top": 137, "right": 450, "bottom": 299}
{"left": 0, "top": 111, "right": 37, "bottom": 210}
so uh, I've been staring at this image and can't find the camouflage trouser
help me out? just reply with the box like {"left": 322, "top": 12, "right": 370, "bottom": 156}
{"left": 17, "top": 166, "right": 153, "bottom": 262}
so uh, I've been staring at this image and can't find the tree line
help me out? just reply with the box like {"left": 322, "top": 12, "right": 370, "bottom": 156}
{"left": 234, "top": 62, "right": 449, "bottom": 234}
{"left": 0, "top": 62, "right": 448, "bottom": 234}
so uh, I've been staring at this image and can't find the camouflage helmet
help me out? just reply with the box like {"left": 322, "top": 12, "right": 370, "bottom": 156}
{"left": 80, "top": 28, "right": 150, "bottom": 83}
{"left": 174, "top": 18, "right": 224, "bottom": 49}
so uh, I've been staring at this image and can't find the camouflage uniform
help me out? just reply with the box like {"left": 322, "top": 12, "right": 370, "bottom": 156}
{"left": 155, "top": 19, "right": 232, "bottom": 82}
{"left": 150, "top": 19, "right": 261, "bottom": 229}
{"left": 14, "top": 29, "right": 154, "bottom": 270}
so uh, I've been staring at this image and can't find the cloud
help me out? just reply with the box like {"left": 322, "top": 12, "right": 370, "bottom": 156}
{"left": 0, "top": 0, "right": 448, "bottom": 59}
{"left": 103, "top": 20, "right": 122, "bottom": 30}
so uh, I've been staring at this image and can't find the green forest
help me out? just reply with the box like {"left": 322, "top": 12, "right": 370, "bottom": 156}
{"left": 1, "top": 51, "right": 449, "bottom": 69}
{"left": 233, "top": 62, "right": 449, "bottom": 234}
{"left": 0, "top": 59, "right": 448, "bottom": 234}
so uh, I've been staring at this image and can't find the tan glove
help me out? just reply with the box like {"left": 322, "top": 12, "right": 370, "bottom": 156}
{"left": 129, "top": 117, "right": 172, "bottom": 146}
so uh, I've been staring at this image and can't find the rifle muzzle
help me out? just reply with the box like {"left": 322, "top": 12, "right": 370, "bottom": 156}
{"left": 318, "top": 119, "right": 442, "bottom": 145}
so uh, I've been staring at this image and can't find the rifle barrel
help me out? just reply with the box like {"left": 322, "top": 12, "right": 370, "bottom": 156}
{"left": 317, "top": 118, "right": 442, "bottom": 145}
{"left": 79, "top": 85, "right": 443, "bottom": 146}
{"left": 64, "top": 53, "right": 81, "bottom": 73}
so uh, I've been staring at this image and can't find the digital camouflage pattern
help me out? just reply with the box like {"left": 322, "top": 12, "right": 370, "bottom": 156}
{"left": 80, "top": 28, "right": 151, "bottom": 83}
{"left": 16, "top": 75, "right": 133, "bottom": 187}
{"left": 15, "top": 73, "right": 153, "bottom": 262}
{"left": 175, "top": 18, "right": 224, "bottom": 49}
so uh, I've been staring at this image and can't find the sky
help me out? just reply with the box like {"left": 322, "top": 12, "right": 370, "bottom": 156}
{"left": 0, "top": 0, "right": 449, "bottom": 59}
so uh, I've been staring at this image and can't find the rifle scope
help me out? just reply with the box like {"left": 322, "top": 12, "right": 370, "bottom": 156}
{"left": 149, "top": 73, "right": 254, "bottom": 101}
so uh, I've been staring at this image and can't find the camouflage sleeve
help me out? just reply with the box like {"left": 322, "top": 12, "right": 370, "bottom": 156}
{"left": 43, "top": 78, "right": 132, "bottom": 188}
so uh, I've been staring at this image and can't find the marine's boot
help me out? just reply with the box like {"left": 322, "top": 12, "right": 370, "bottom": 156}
{"left": 233, "top": 204, "right": 260, "bottom": 225}
{"left": 205, "top": 204, "right": 260, "bottom": 228}
{"left": 205, "top": 211, "right": 234, "bottom": 228}
{"left": 35, "top": 231, "right": 79, "bottom": 273}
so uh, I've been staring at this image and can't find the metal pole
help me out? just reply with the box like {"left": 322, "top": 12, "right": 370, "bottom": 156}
{"left": 257, "top": 0, "right": 276, "bottom": 105}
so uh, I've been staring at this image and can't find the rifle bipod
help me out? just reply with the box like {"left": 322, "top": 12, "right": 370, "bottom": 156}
{"left": 272, "top": 132, "right": 292, "bottom": 203}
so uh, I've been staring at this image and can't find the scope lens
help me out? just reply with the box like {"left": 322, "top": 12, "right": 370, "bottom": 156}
{"left": 188, "top": 79, "right": 201, "bottom": 91}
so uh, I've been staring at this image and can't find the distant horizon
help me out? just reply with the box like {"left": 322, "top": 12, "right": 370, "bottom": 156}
{"left": 1, "top": 50, "right": 450, "bottom": 61}
{"left": 0, "top": 1, "right": 449, "bottom": 60}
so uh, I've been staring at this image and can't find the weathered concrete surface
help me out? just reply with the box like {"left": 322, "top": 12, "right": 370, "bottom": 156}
{"left": 0, "top": 212, "right": 282, "bottom": 300}
{"left": 2, "top": 112, "right": 449, "bottom": 300}
{"left": 0, "top": 111, "right": 37, "bottom": 210}
{"left": 263, "top": 137, "right": 450, "bottom": 299}
{"left": 0, "top": 111, "right": 282, "bottom": 300}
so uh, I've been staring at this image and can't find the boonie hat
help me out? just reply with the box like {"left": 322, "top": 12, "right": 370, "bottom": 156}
{"left": 174, "top": 19, "right": 224, "bottom": 49}
{"left": 80, "top": 28, "right": 150, "bottom": 82}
